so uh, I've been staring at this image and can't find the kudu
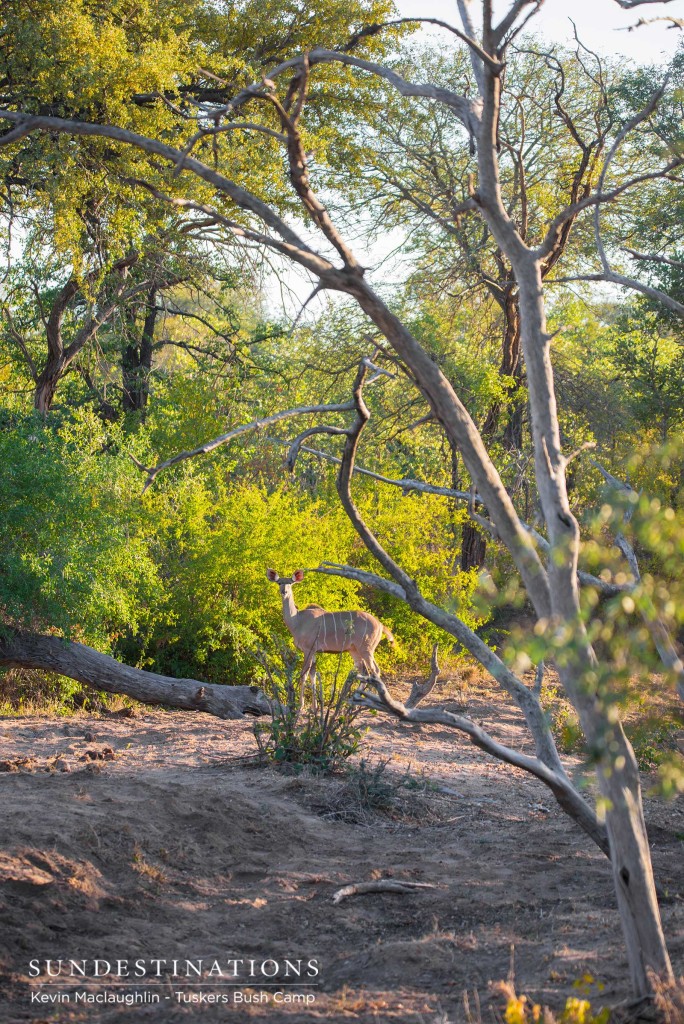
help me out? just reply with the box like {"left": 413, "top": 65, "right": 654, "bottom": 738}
{"left": 266, "top": 569, "right": 394, "bottom": 700}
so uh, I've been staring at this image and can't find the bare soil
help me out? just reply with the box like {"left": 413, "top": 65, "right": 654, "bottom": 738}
{"left": 0, "top": 679, "right": 682, "bottom": 1024}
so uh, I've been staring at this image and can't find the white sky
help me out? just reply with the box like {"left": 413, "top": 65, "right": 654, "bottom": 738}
{"left": 394, "top": 0, "right": 684, "bottom": 63}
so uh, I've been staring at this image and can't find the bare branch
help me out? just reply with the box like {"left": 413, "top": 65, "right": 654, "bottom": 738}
{"left": 589, "top": 82, "right": 684, "bottom": 318}
{"left": 221, "top": 49, "right": 477, "bottom": 129}
{"left": 0, "top": 123, "right": 34, "bottom": 146}
{"left": 537, "top": 160, "right": 683, "bottom": 263}
{"left": 353, "top": 672, "right": 609, "bottom": 856}
{"left": 621, "top": 16, "right": 684, "bottom": 29}
{"left": 406, "top": 643, "right": 441, "bottom": 708}
{"left": 0, "top": 630, "right": 270, "bottom": 720}
{"left": 130, "top": 401, "right": 355, "bottom": 491}
{"left": 623, "top": 248, "right": 684, "bottom": 271}
{"left": 365, "top": 18, "right": 502, "bottom": 73}
{"left": 267, "top": 436, "right": 477, "bottom": 501}
{"left": 264, "top": 69, "right": 363, "bottom": 270}
{"left": 492, "top": 1, "right": 544, "bottom": 48}
{"left": 285, "top": 425, "right": 349, "bottom": 470}
{"left": 457, "top": 0, "right": 486, "bottom": 93}
{"left": 615, "top": 0, "right": 678, "bottom": 6}
{"left": 332, "top": 880, "right": 437, "bottom": 903}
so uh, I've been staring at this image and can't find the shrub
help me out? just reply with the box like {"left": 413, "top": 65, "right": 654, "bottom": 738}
{"left": 253, "top": 651, "right": 365, "bottom": 773}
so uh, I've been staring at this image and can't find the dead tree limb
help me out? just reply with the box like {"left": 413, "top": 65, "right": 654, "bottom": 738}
{"left": 130, "top": 400, "right": 355, "bottom": 490}
{"left": 332, "top": 880, "right": 437, "bottom": 903}
{"left": 406, "top": 643, "right": 441, "bottom": 708}
{"left": 0, "top": 630, "right": 271, "bottom": 719}
{"left": 352, "top": 670, "right": 610, "bottom": 856}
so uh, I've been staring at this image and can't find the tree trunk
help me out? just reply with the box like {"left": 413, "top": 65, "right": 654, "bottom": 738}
{"left": 461, "top": 290, "right": 522, "bottom": 571}
{"left": 560, "top": 660, "right": 675, "bottom": 994}
{"left": 460, "top": 522, "right": 487, "bottom": 571}
{"left": 34, "top": 355, "right": 65, "bottom": 414}
{"left": 512, "top": 254, "right": 674, "bottom": 994}
{"left": 481, "top": 288, "right": 523, "bottom": 449}
{"left": 453, "top": 440, "right": 488, "bottom": 572}
{"left": 0, "top": 630, "right": 271, "bottom": 719}
{"left": 122, "top": 289, "right": 157, "bottom": 414}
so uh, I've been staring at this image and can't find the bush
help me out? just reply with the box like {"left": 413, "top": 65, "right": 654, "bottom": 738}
{"left": 253, "top": 651, "right": 365, "bottom": 773}
{"left": 1, "top": 391, "right": 481, "bottom": 705}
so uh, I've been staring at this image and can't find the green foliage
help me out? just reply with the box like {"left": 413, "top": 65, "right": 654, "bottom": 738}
{"left": 0, "top": 410, "right": 160, "bottom": 649}
{"left": 500, "top": 985, "right": 610, "bottom": 1024}
{"left": 253, "top": 651, "right": 365, "bottom": 772}
{"left": 0, "top": 356, "right": 480, "bottom": 698}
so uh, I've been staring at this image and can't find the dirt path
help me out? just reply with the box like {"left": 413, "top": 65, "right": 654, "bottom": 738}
{"left": 1, "top": 687, "right": 682, "bottom": 1023}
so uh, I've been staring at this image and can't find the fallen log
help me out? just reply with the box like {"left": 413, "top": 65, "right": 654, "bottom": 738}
{"left": 0, "top": 629, "right": 270, "bottom": 719}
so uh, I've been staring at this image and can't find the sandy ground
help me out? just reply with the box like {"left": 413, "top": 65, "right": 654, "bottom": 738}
{"left": 0, "top": 681, "right": 682, "bottom": 1024}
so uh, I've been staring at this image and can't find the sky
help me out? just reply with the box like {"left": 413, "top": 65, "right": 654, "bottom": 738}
{"left": 393, "top": 0, "right": 683, "bottom": 64}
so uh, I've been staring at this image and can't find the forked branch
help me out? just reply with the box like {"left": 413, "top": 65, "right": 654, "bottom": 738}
{"left": 406, "top": 643, "right": 441, "bottom": 708}
{"left": 352, "top": 671, "right": 609, "bottom": 856}
{"left": 130, "top": 400, "right": 355, "bottom": 490}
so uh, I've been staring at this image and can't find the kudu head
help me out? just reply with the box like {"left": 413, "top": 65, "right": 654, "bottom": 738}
{"left": 266, "top": 568, "right": 305, "bottom": 596}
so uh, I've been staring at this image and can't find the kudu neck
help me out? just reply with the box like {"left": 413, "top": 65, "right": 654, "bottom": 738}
{"left": 280, "top": 585, "right": 298, "bottom": 625}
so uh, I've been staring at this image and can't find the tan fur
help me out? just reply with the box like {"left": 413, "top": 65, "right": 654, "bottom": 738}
{"left": 266, "top": 569, "right": 393, "bottom": 687}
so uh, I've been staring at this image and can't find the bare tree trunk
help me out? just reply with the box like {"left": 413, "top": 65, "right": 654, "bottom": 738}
{"left": 0, "top": 630, "right": 271, "bottom": 719}
{"left": 514, "top": 259, "right": 673, "bottom": 993}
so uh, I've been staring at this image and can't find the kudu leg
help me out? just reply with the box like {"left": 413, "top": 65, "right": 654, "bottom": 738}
{"left": 309, "top": 656, "right": 319, "bottom": 714}
{"left": 300, "top": 652, "right": 315, "bottom": 711}
{"left": 351, "top": 650, "right": 372, "bottom": 697}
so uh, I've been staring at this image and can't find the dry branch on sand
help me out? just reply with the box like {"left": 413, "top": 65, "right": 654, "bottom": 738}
{"left": 332, "top": 880, "right": 438, "bottom": 903}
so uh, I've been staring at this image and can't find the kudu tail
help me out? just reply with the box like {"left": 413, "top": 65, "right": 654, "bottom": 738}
{"left": 381, "top": 624, "right": 396, "bottom": 646}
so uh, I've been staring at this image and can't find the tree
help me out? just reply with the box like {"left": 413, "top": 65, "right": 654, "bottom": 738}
{"left": 344, "top": 39, "right": 616, "bottom": 567}
{"left": 0, "top": 0, "right": 398, "bottom": 412}
{"left": 1, "top": 0, "right": 683, "bottom": 1001}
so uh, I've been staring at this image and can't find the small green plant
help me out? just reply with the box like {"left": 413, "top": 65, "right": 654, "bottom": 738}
{"left": 253, "top": 650, "right": 366, "bottom": 773}
{"left": 495, "top": 979, "right": 610, "bottom": 1024}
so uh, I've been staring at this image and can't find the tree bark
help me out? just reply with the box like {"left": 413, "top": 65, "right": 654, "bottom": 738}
{"left": 460, "top": 522, "right": 487, "bottom": 571}
{"left": 0, "top": 630, "right": 271, "bottom": 719}
{"left": 34, "top": 355, "right": 66, "bottom": 414}
{"left": 122, "top": 288, "right": 157, "bottom": 413}
{"left": 513, "top": 259, "right": 674, "bottom": 993}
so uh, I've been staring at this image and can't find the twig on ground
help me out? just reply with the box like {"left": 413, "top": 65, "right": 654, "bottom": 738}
{"left": 332, "top": 880, "right": 437, "bottom": 903}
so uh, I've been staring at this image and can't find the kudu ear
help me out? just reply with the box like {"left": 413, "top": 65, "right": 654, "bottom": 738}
{"left": 292, "top": 569, "right": 305, "bottom": 583}
{"left": 266, "top": 568, "right": 279, "bottom": 582}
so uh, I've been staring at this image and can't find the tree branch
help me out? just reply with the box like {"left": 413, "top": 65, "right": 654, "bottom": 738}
{"left": 405, "top": 643, "right": 442, "bottom": 708}
{"left": 0, "top": 630, "right": 271, "bottom": 719}
{"left": 352, "top": 671, "right": 609, "bottom": 855}
{"left": 221, "top": 49, "right": 477, "bottom": 129}
{"left": 130, "top": 400, "right": 356, "bottom": 490}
